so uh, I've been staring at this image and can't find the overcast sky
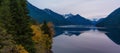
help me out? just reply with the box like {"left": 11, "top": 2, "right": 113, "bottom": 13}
{"left": 27, "top": 0, "right": 120, "bottom": 19}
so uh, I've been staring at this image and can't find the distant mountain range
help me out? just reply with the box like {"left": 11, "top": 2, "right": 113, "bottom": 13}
{"left": 27, "top": 2, "right": 92, "bottom": 26}
{"left": 27, "top": 2, "right": 68, "bottom": 25}
{"left": 96, "top": 8, "right": 120, "bottom": 27}
{"left": 66, "top": 14, "right": 92, "bottom": 25}
{"left": 27, "top": 2, "right": 120, "bottom": 27}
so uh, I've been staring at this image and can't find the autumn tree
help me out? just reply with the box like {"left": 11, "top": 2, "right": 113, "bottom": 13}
{"left": 31, "top": 22, "right": 54, "bottom": 53}
{"left": 0, "top": 0, "right": 54, "bottom": 53}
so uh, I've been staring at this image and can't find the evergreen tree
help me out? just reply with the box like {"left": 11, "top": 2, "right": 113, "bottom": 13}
{"left": 0, "top": 0, "right": 2, "bottom": 5}
{"left": 41, "top": 21, "right": 51, "bottom": 36}
{"left": 0, "top": 0, "right": 54, "bottom": 53}
{"left": 0, "top": 0, "right": 35, "bottom": 53}
{"left": 9, "top": 0, "right": 35, "bottom": 53}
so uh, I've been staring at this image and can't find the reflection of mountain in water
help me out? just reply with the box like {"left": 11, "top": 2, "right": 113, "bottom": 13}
{"left": 98, "top": 28, "right": 120, "bottom": 45}
{"left": 54, "top": 25, "right": 91, "bottom": 37}
{"left": 63, "top": 31, "right": 82, "bottom": 36}
{"left": 54, "top": 25, "right": 120, "bottom": 45}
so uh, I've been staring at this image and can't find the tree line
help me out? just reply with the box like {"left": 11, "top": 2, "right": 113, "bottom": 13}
{"left": 0, "top": 0, "right": 54, "bottom": 53}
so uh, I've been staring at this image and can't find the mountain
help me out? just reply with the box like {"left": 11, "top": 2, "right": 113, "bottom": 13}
{"left": 63, "top": 13, "right": 74, "bottom": 18}
{"left": 27, "top": 2, "right": 92, "bottom": 26}
{"left": 96, "top": 18, "right": 105, "bottom": 25}
{"left": 27, "top": 2, "right": 69, "bottom": 25}
{"left": 96, "top": 8, "right": 120, "bottom": 27}
{"left": 66, "top": 14, "right": 92, "bottom": 25}
{"left": 43, "top": 9, "right": 73, "bottom": 25}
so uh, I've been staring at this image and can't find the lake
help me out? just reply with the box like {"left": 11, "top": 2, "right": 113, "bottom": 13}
{"left": 52, "top": 25, "right": 120, "bottom": 53}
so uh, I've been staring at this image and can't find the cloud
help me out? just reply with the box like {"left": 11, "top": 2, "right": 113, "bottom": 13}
{"left": 27, "top": 0, "right": 120, "bottom": 19}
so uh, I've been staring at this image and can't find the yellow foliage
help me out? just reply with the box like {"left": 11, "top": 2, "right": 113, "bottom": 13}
{"left": 16, "top": 45, "right": 28, "bottom": 53}
{"left": 47, "top": 22, "right": 55, "bottom": 36}
{"left": 31, "top": 24, "right": 53, "bottom": 44}
{"left": 31, "top": 23, "right": 54, "bottom": 53}
{"left": 31, "top": 25, "right": 43, "bottom": 43}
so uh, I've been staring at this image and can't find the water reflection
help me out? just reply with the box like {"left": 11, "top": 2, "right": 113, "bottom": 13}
{"left": 54, "top": 27, "right": 90, "bottom": 37}
{"left": 52, "top": 25, "right": 120, "bottom": 53}
{"left": 98, "top": 28, "right": 120, "bottom": 45}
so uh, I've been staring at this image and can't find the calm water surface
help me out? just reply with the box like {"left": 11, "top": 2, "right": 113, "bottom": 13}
{"left": 52, "top": 25, "right": 120, "bottom": 53}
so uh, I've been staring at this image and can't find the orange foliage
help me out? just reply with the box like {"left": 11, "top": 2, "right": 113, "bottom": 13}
{"left": 16, "top": 45, "right": 28, "bottom": 53}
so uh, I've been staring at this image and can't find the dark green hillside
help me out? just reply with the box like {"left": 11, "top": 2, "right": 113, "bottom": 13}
{"left": 96, "top": 8, "right": 120, "bottom": 28}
